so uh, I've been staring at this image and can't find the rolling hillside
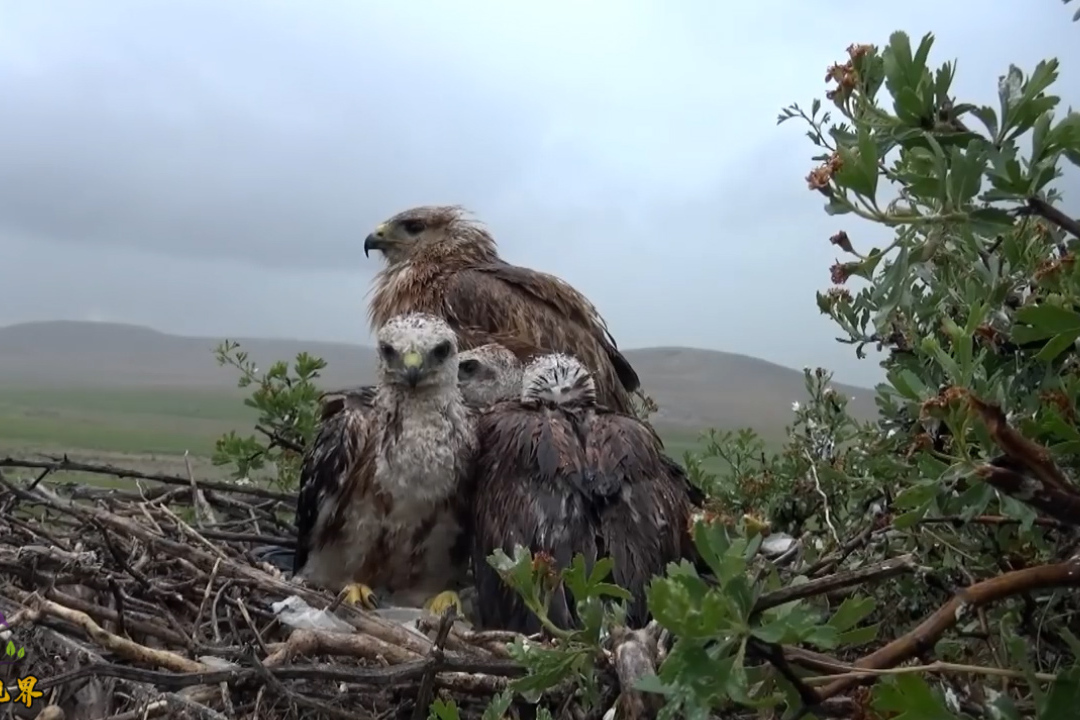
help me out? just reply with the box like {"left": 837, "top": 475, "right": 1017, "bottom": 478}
{"left": 0, "top": 321, "right": 879, "bottom": 436}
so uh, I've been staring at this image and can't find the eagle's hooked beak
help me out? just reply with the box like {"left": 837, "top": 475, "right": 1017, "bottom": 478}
{"left": 402, "top": 350, "right": 423, "bottom": 387}
{"left": 363, "top": 223, "right": 390, "bottom": 258}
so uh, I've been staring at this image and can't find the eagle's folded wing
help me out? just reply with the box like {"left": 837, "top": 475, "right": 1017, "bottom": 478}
{"left": 472, "top": 403, "right": 596, "bottom": 633}
{"left": 293, "top": 394, "right": 375, "bottom": 575}
{"left": 585, "top": 411, "right": 701, "bottom": 626}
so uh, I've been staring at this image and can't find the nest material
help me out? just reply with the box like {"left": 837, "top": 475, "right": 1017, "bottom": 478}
{"left": 0, "top": 466, "right": 563, "bottom": 720}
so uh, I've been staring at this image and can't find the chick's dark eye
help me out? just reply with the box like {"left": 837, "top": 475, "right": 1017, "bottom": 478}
{"left": 458, "top": 359, "right": 480, "bottom": 377}
{"left": 379, "top": 343, "right": 396, "bottom": 359}
{"left": 401, "top": 219, "right": 426, "bottom": 235}
{"left": 431, "top": 340, "right": 452, "bottom": 361}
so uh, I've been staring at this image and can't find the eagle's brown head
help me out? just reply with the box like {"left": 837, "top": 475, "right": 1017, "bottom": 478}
{"left": 521, "top": 353, "right": 597, "bottom": 408}
{"left": 363, "top": 205, "right": 497, "bottom": 266}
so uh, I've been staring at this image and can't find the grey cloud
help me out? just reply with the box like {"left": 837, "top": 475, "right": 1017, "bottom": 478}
{"left": 1, "top": 0, "right": 1078, "bottom": 392}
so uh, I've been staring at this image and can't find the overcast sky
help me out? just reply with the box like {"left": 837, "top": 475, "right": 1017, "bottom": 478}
{"left": 0, "top": 1, "right": 1077, "bottom": 388}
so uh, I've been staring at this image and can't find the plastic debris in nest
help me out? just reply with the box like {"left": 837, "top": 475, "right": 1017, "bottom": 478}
{"left": 271, "top": 595, "right": 474, "bottom": 640}
{"left": 271, "top": 596, "right": 356, "bottom": 634}
{"left": 760, "top": 532, "right": 798, "bottom": 559}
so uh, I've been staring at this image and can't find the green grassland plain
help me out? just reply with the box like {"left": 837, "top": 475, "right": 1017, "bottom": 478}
{"left": 0, "top": 384, "right": 733, "bottom": 486}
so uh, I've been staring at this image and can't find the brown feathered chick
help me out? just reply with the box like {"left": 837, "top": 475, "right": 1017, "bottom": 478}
{"left": 470, "top": 352, "right": 700, "bottom": 634}
{"left": 363, "top": 205, "right": 641, "bottom": 414}
{"left": 457, "top": 343, "right": 523, "bottom": 408}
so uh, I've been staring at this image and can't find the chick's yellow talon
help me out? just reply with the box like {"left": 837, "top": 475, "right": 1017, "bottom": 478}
{"left": 425, "top": 590, "right": 463, "bottom": 617}
{"left": 343, "top": 583, "right": 378, "bottom": 609}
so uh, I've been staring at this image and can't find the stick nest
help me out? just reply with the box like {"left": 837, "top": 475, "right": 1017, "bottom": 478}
{"left": 0, "top": 464, "right": 535, "bottom": 720}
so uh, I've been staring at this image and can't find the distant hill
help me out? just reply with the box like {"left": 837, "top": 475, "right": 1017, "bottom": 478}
{"left": 0, "top": 321, "right": 879, "bottom": 435}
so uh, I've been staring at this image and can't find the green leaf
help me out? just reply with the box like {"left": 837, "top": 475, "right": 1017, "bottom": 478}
{"left": 1036, "top": 330, "right": 1080, "bottom": 362}
{"left": 968, "top": 206, "right": 1015, "bottom": 234}
{"left": 15, "top": 647, "right": 24, "bottom": 660}
{"left": 838, "top": 623, "right": 880, "bottom": 648}
{"left": 883, "top": 31, "right": 917, "bottom": 119}
{"left": 999, "top": 65, "right": 1024, "bottom": 119}
{"left": 946, "top": 141, "right": 987, "bottom": 208}
{"left": 990, "top": 693, "right": 1024, "bottom": 720}
{"left": 428, "top": 699, "right": 461, "bottom": 720}
{"left": 480, "top": 691, "right": 513, "bottom": 720}
{"left": 827, "top": 596, "right": 877, "bottom": 633}
{"left": 824, "top": 197, "right": 852, "bottom": 215}
{"left": 634, "top": 673, "right": 671, "bottom": 696}
{"left": 1040, "top": 665, "right": 1080, "bottom": 720}
{"left": 857, "top": 125, "right": 880, "bottom": 199}
{"left": 835, "top": 144, "right": 878, "bottom": 199}
{"left": 969, "top": 105, "right": 999, "bottom": 138}
{"left": 4, "top": 641, "right": 13, "bottom": 657}
{"left": 893, "top": 509, "right": 926, "bottom": 529}
{"left": 873, "top": 674, "right": 962, "bottom": 719}
{"left": 1015, "top": 304, "right": 1080, "bottom": 334}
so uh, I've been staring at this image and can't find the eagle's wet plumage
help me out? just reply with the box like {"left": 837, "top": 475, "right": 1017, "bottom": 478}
{"left": 292, "top": 313, "right": 478, "bottom": 608}
{"left": 457, "top": 343, "right": 523, "bottom": 407}
{"left": 470, "top": 353, "right": 702, "bottom": 633}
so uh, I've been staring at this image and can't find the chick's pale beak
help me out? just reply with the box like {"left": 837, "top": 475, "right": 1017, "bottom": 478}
{"left": 402, "top": 350, "right": 423, "bottom": 386}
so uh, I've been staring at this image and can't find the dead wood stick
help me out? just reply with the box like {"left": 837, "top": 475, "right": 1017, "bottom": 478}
{"left": 754, "top": 554, "right": 918, "bottom": 614}
{"left": 6, "top": 585, "right": 190, "bottom": 648}
{"left": 24, "top": 593, "right": 207, "bottom": 673}
{"left": 0, "top": 456, "right": 295, "bottom": 503}
{"left": 610, "top": 623, "right": 663, "bottom": 720}
{"left": 262, "top": 628, "right": 422, "bottom": 667}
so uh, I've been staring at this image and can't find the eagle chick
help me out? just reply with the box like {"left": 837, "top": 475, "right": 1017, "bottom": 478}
{"left": 458, "top": 343, "right": 523, "bottom": 407}
{"left": 293, "top": 312, "right": 477, "bottom": 616}
{"left": 471, "top": 352, "right": 702, "bottom": 633}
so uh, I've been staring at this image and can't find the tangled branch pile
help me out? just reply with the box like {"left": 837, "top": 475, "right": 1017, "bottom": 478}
{"left": 0, "top": 460, "right": 530, "bottom": 720}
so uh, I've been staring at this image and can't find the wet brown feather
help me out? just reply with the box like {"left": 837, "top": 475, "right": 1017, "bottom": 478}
{"left": 367, "top": 207, "right": 640, "bottom": 414}
{"left": 470, "top": 400, "right": 597, "bottom": 633}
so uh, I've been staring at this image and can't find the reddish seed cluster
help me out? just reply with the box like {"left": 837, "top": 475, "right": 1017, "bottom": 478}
{"left": 1034, "top": 252, "right": 1075, "bottom": 283}
{"left": 825, "top": 43, "right": 874, "bottom": 103}
{"left": 826, "top": 286, "right": 853, "bottom": 304}
{"left": 830, "top": 260, "right": 860, "bottom": 285}
{"left": 920, "top": 386, "right": 968, "bottom": 420}
{"left": 830, "top": 230, "right": 854, "bottom": 254}
{"left": 1040, "top": 389, "right": 1075, "bottom": 422}
{"left": 806, "top": 152, "right": 844, "bottom": 191}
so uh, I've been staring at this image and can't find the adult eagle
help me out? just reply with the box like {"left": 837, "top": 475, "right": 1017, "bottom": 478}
{"left": 292, "top": 312, "right": 478, "bottom": 615}
{"left": 362, "top": 205, "right": 641, "bottom": 415}
{"left": 470, "top": 353, "right": 702, "bottom": 634}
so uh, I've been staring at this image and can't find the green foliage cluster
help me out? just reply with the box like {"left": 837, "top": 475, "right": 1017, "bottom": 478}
{"left": 213, "top": 22, "right": 1080, "bottom": 720}
{"left": 211, "top": 340, "right": 327, "bottom": 490}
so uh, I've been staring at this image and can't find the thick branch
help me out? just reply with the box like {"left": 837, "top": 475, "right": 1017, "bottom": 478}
{"left": 967, "top": 393, "right": 1080, "bottom": 526}
{"left": 1024, "top": 195, "right": 1080, "bottom": 240}
{"left": 817, "top": 559, "right": 1080, "bottom": 700}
